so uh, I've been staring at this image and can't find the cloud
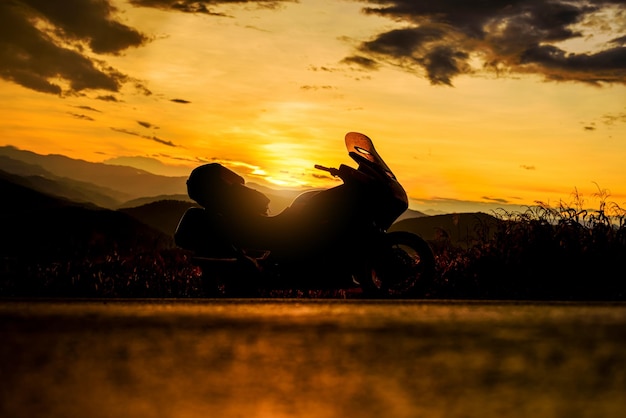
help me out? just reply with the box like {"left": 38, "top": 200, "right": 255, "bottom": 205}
{"left": 300, "top": 85, "right": 335, "bottom": 91}
{"left": 346, "top": 0, "right": 626, "bottom": 85}
{"left": 581, "top": 110, "right": 626, "bottom": 131}
{"left": 170, "top": 98, "right": 191, "bottom": 104}
{"left": 137, "top": 121, "right": 159, "bottom": 129}
{"left": 0, "top": 0, "right": 148, "bottom": 95}
{"left": 157, "top": 153, "right": 208, "bottom": 164}
{"left": 111, "top": 127, "right": 142, "bottom": 137}
{"left": 481, "top": 196, "right": 510, "bottom": 204}
{"left": 151, "top": 136, "right": 177, "bottom": 147}
{"left": 111, "top": 127, "right": 178, "bottom": 147}
{"left": 340, "top": 55, "right": 380, "bottom": 70}
{"left": 67, "top": 112, "right": 95, "bottom": 121}
{"left": 129, "top": 0, "right": 289, "bottom": 15}
{"left": 601, "top": 111, "right": 626, "bottom": 125}
{"left": 74, "top": 105, "right": 101, "bottom": 112}
{"left": 97, "top": 94, "right": 120, "bottom": 102}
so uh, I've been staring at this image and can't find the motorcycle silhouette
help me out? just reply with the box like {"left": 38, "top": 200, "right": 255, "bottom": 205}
{"left": 174, "top": 132, "right": 435, "bottom": 297}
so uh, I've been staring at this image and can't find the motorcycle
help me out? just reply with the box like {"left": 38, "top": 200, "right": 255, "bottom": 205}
{"left": 174, "top": 132, "right": 435, "bottom": 297}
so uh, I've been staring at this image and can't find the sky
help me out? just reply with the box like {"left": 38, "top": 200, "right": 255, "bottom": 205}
{"left": 0, "top": 0, "right": 625, "bottom": 214}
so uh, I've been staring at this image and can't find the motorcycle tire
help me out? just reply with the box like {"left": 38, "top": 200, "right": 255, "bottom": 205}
{"left": 359, "top": 231, "right": 436, "bottom": 298}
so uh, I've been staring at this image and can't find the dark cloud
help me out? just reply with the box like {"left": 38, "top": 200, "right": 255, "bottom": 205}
{"left": 129, "top": 0, "right": 228, "bottom": 16}
{"left": 134, "top": 82, "right": 153, "bottom": 96}
{"left": 129, "top": 0, "right": 290, "bottom": 15}
{"left": 75, "top": 105, "right": 101, "bottom": 112}
{"left": 171, "top": 98, "right": 191, "bottom": 104}
{"left": 300, "top": 85, "right": 335, "bottom": 91}
{"left": 97, "top": 94, "right": 120, "bottom": 102}
{"left": 150, "top": 136, "right": 176, "bottom": 147}
{"left": 137, "top": 121, "right": 158, "bottom": 129}
{"left": 68, "top": 112, "right": 95, "bottom": 121}
{"left": 601, "top": 111, "right": 626, "bottom": 125}
{"left": 111, "top": 127, "right": 177, "bottom": 147}
{"left": 481, "top": 196, "right": 510, "bottom": 204}
{"left": 309, "top": 65, "right": 341, "bottom": 73}
{"left": 0, "top": 0, "right": 147, "bottom": 95}
{"left": 157, "top": 153, "right": 208, "bottom": 163}
{"left": 111, "top": 127, "right": 142, "bottom": 137}
{"left": 340, "top": 55, "right": 379, "bottom": 70}
{"left": 347, "top": 0, "right": 626, "bottom": 85}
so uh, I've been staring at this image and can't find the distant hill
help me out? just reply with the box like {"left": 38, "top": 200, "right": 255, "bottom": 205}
{"left": 119, "top": 200, "right": 198, "bottom": 236}
{"left": 0, "top": 146, "right": 434, "bottom": 220}
{"left": 0, "top": 155, "right": 51, "bottom": 177}
{"left": 0, "top": 170, "right": 88, "bottom": 212}
{"left": 0, "top": 145, "right": 187, "bottom": 200}
{"left": 118, "top": 194, "right": 193, "bottom": 209}
{"left": 0, "top": 161, "right": 127, "bottom": 208}
{"left": 0, "top": 144, "right": 450, "bottom": 250}
{"left": 395, "top": 208, "right": 428, "bottom": 222}
{"left": 0, "top": 174, "right": 172, "bottom": 258}
{"left": 246, "top": 182, "right": 312, "bottom": 214}
{"left": 390, "top": 212, "right": 501, "bottom": 246}
{"left": 0, "top": 165, "right": 502, "bottom": 261}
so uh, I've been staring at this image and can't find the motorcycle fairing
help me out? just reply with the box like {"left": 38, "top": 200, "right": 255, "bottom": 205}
{"left": 345, "top": 132, "right": 395, "bottom": 179}
{"left": 344, "top": 132, "right": 408, "bottom": 227}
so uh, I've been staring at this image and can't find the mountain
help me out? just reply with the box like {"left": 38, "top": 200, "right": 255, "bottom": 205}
{"left": 0, "top": 155, "right": 51, "bottom": 177}
{"left": 0, "top": 174, "right": 172, "bottom": 258}
{"left": 0, "top": 146, "right": 434, "bottom": 220}
{"left": 0, "top": 145, "right": 187, "bottom": 200}
{"left": 103, "top": 155, "right": 192, "bottom": 177}
{"left": 0, "top": 160, "right": 128, "bottom": 208}
{"left": 390, "top": 212, "right": 501, "bottom": 246}
{"left": 395, "top": 208, "right": 428, "bottom": 222}
{"left": 119, "top": 200, "right": 198, "bottom": 236}
{"left": 246, "top": 182, "right": 312, "bottom": 214}
{"left": 0, "top": 170, "right": 89, "bottom": 213}
{"left": 118, "top": 194, "right": 192, "bottom": 209}
{"left": 0, "top": 161, "right": 499, "bottom": 262}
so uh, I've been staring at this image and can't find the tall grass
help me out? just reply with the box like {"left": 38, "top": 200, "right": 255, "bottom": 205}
{"left": 430, "top": 187, "right": 626, "bottom": 300}
{"left": 1, "top": 187, "right": 624, "bottom": 300}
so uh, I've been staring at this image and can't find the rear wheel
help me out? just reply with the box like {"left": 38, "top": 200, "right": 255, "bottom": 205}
{"left": 359, "top": 231, "right": 435, "bottom": 298}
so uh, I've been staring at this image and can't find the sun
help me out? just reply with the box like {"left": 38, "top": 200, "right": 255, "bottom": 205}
{"left": 259, "top": 142, "right": 327, "bottom": 189}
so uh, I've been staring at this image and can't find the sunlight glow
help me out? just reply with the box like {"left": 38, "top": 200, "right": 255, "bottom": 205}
{"left": 0, "top": 0, "right": 624, "bottom": 214}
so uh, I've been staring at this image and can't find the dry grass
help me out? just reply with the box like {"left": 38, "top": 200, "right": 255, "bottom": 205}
{"left": 429, "top": 187, "right": 626, "bottom": 300}
{"left": 2, "top": 187, "right": 624, "bottom": 300}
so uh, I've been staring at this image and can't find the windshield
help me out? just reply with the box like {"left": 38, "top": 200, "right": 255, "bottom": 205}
{"left": 344, "top": 132, "right": 408, "bottom": 226}
{"left": 345, "top": 132, "right": 395, "bottom": 179}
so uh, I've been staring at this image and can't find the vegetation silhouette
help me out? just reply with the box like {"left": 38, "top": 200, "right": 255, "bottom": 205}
{"left": 0, "top": 153, "right": 624, "bottom": 299}
{"left": 424, "top": 188, "right": 626, "bottom": 300}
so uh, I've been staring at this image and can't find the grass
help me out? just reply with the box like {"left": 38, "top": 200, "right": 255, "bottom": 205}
{"left": 1, "top": 187, "right": 624, "bottom": 300}
{"left": 430, "top": 187, "right": 626, "bottom": 300}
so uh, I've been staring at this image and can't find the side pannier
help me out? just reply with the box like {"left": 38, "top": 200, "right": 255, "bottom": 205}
{"left": 186, "top": 163, "right": 269, "bottom": 216}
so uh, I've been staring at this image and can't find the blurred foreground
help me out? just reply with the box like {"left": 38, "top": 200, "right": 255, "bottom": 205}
{"left": 1, "top": 299, "right": 625, "bottom": 418}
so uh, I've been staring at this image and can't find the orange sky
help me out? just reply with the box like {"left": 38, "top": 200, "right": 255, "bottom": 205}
{"left": 1, "top": 0, "right": 625, "bottom": 214}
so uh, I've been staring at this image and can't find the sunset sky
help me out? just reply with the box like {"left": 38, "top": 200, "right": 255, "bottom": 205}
{"left": 1, "top": 0, "right": 625, "bottom": 214}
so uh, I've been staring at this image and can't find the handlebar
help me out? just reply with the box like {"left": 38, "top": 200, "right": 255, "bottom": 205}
{"left": 315, "top": 163, "right": 367, "bottom": 183}
{"left": 314, "top": 164, "right": 340, "bottom": 177}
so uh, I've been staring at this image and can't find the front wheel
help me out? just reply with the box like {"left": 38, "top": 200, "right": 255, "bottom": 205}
{"left": 358, "top": 231, "right": 436, "bottom": 298}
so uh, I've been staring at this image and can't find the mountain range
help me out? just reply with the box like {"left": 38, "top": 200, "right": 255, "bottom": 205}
{"left": 0, "top": 145, "right": 187, "bottom": 206}
{"left": 0, "top": 145, "right": 496, "bottom": 258}
{"left": 0, "top": 145, "right": 430, "bottom": 216}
